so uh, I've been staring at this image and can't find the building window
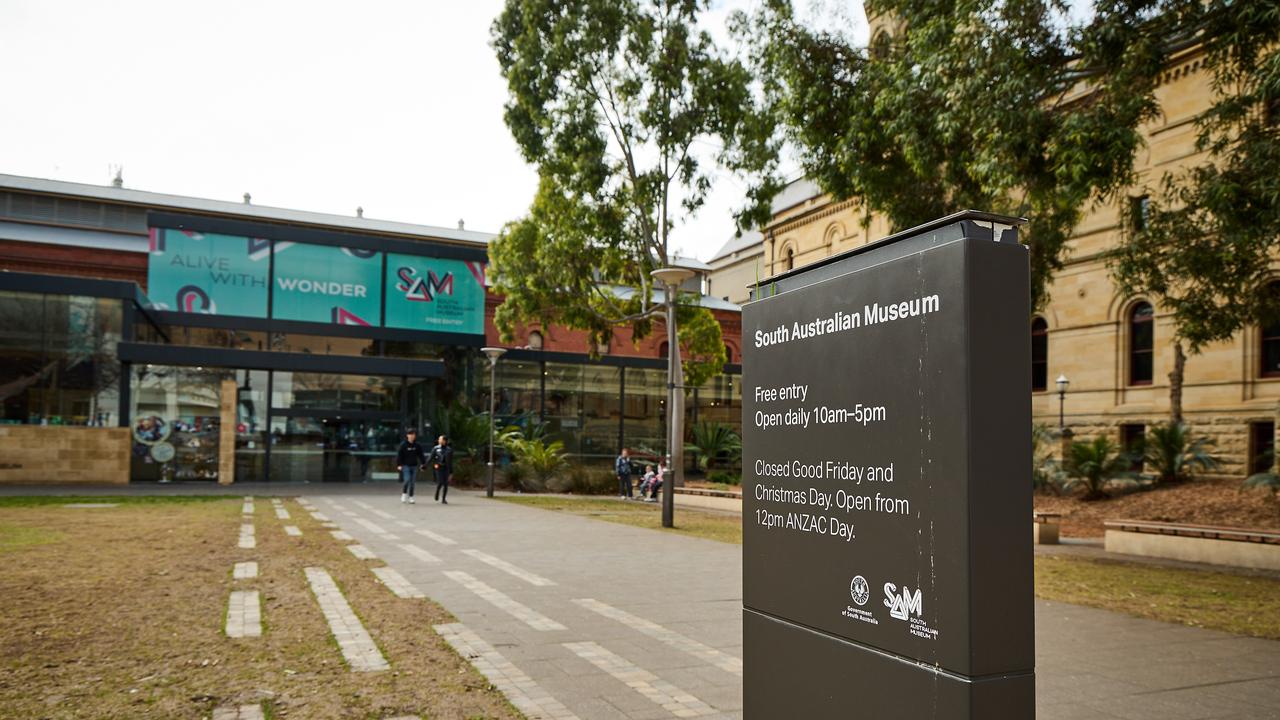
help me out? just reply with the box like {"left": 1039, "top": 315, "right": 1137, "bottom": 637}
{"left": 1031, "top": 317, "right": 1048, "bottom": 392}
{"left": 1121, "top": 424, "right": 1145, "bottom": 473}
{"left": 1260, "top": 283, "right": 1280, "bottom": 377}
{"left": 1130, "top": 195, "right": 1151, "bottom": 231}
{"left": 1251, "top": 421, "right": 1275, "bottom": 475}
{"left": 1129, "top": 301, "right": 1154, "bottom": 386}
{"left": 784, "top": 247, "right": 795, "bottom": 271}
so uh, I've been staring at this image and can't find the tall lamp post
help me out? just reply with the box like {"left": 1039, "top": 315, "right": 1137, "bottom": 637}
{"left": 1056, "top": 374, "right": 1070, "bottom": 429}
{"left": 482, "top": 346, "right": 508, "bottom": 498}
{"left": 651, "top": 266, "right": 695, "bottom": 529}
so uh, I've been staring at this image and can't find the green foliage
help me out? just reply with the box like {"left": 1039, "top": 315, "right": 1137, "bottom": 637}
{"left": 1111, "top": 0, "right": 1280, "bottom": 353}
{"left": 499, "top": 425, "right": 570, "bottom": 491}
{"left": 1142, "top": 423, "right": 1221, "bottom": 484}
{"left": 706, "top": 470, "right": 741, "bottom": 486}
{"left": 489, "top": 0, "right": 779, "bottom": 385}
{"left": 1032, "top": 423, "right": 1064, "bottom": 493}
{"left": 428, "top": 402, "right": 491, "bottom": 461}
{"left": 684, "top": 420, "right": 742, "bottom": 471}
{"left": 744, "top": 0, "right": 1170, "bottom": 310}
{"left": 1062, "top": 436, "right": 1136, "bottom": 501}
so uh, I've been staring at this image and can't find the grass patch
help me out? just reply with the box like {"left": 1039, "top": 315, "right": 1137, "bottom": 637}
{"left": 0, "top": 496, "right": 521, "bottom": 719}
{"left": 1034, "top": 555, "right": 1280, "bottom": 639}
{"left": 497, "top": 494, "right": 743, "bottom": 544}
{"left": 0, "top": 495, "right": 229, "bottom": 507}
{"left": 0, "top": 522, "right": 63, "bottom": 552}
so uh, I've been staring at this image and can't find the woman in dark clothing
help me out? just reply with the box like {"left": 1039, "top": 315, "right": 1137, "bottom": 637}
{"left": 431, "top": 435, "right": 454, "bottom": 504}
{"left": 396, "top": 429, "right": 428, "bottom": 504}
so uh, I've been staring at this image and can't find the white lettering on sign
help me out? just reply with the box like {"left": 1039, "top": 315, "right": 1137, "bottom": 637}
{"left": 276, "top": 277, "right": 368, "bottom": 297}
{"left": 754, "top": 292, "right": 941, "bottom": 348}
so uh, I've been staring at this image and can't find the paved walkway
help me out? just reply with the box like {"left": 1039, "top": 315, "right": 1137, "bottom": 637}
{"left": 310, "top": 488, "right": 1280, "bottom": 720}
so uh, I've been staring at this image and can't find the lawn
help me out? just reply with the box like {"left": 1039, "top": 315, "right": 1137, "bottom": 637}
{"left": 500, "top": 493, "right": 1280, "bottom": 640}
{"left": 497, "top": 494, "right": 743, "bottom": 544}
{"left": 0, "top": 495, "right": 522, "bottom": 719}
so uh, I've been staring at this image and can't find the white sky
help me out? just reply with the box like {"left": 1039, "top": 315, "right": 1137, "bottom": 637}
{"left": 0, "top": 1, "right": 865, "bottom": 261}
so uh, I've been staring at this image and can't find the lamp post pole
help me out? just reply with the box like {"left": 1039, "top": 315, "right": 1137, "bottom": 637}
{"left": 482, "top": 347, "right": 508, "bottom": 498}
{"left": 651, "top": 267, "right": 695, "bottom": 529}
{"left": 1056, "top": 374, "right": 1070, "bottom": 430}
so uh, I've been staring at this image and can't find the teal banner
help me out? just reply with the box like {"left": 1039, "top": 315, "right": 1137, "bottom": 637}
{"left": 147, "top": 228, "right": 269, "bottom": 316}
{"left": 385, "top": 254, "right": 486, "bottom": 335}
{"left": 272, "top": 243, "right": 381, "bottom": 326}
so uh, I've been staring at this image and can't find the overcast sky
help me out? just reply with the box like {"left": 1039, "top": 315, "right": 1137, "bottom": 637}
{"left": 1, "top": 1, "right": 865, "bottom": 261}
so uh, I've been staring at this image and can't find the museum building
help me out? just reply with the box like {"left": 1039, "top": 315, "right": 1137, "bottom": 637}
{"left": 0, "top": 173, "right": 742, "bottom": 484}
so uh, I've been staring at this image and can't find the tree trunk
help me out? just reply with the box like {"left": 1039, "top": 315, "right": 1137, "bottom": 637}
{"left": 1169, "top": 341, "right": 1186, "bottom": 425}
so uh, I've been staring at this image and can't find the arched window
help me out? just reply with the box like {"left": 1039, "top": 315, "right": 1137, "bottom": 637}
{"left": 724, "top": 343, "right": 734, "bottom": 364}
{"left": 784, "top": 247, "right": 795, "bottom": 271}
{"left": 1129, "top": 301, "right": 1154, "bottom": 386}
{"left": 1031, "top": 317, "right": 1048, "bottom": 391}
{"left": 1261, "top": 282, "right": 1280, "bottom": 377}
{"left": 658, "top": 341, "right": 669, "bottom": 358}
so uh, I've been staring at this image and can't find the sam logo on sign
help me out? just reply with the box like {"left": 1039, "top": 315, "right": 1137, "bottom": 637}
{"left": 883, "top": 582, "right": 923, "bottom": 621}
{"left": 396, "top": 266, "right": 453, "bottom": 302}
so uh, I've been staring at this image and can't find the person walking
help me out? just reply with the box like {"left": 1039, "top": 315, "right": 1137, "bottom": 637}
{"left": 431, "top": 434, "right": 454, "bottom": 504}
{"left": 396, "top": 429, "right": 427, "bottom": 504}
{"left": 615, "top": 447, "right": 633, "bottom": 499}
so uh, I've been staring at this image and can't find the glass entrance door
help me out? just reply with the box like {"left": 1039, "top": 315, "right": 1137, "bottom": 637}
{"left": 268, "top": 415, "right": 399, "bottom": 483}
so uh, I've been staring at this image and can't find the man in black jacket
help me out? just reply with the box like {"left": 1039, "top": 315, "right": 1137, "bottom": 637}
{"left": 431, "top": 434, "right": 454, "bottom": 504}
{"left": 396, "top": 429, "right": 428, "bottom": 504}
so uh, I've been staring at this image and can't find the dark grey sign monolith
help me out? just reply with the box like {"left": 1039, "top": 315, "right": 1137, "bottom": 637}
{"left": 742, "top": 211, "right": 1034, "bottom": 719}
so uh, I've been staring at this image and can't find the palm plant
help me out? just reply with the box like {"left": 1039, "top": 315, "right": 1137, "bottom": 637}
{"left": 1143, "top": 422, "right": 1221, "bottom": 484}
{"left": 503, "top": 435, "right": 568, "bottom": 492}
{"left": 1062, "top": 436, "right": 1135, "bottom": 501}
{"left": 684, "top": 421, "right": 742, "bottom": 472}
{"left": 1031, "top": 423, "right": 1063, "bottom": 493}
{"left": 428, "top": 402, "right": 491, "bottom": 461}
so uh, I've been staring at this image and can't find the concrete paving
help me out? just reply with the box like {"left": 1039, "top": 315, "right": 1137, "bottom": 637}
{"left": 314, "top": 488, "right": 1280, "bottom": 720}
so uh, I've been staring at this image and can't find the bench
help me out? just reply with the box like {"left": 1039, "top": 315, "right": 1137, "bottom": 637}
{"left": 675, "top": 487, "right": 743, "bottom": 499}
{"left": 1104, "top": 519, "right": 1280, "bottom": 571}
{"left": 1032, "top": 511, "right": 1062, "bottom": 545}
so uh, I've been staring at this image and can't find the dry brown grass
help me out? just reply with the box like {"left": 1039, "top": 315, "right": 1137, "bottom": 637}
{"left": 0, "top": 496, "right": 521, "bottom": 720}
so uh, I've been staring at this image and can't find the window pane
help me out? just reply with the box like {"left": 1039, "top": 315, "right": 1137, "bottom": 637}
{"left": 1264, "top": 338, "right": 1280, "bottom": 377}
{"left": 623, "top": 367, "right": 667, "bottom": 461}
{"left": 580, "top": 365, "right": 621, "bottom": 462}
{"left": 1131, "top": 351, "right": 1153, "bottom": 384}
{"left": 131, "top": 365, "right": 228, "bottom": 481}
{"left": 544, "top": 362, "right": 583, "bottom": 454}
{"left": 272, "top": 372, "right": 401, "bottom": 412}
{"left": 1131, "top": 318, "right": 1153, "bottom": 351}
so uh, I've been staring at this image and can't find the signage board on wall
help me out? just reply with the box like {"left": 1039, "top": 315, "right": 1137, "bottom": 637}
{"left": 384, "top": 253, "right": 486, "bottom": 335}
{"left": 271, "top": 243, "right": 382, "bottom": 326}
{"left": 147, "top": 228, "right": 269, "bottom": 317}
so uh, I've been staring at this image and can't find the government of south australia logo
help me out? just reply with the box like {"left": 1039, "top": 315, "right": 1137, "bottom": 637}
{"left": 850, "top": 575, "right": 870, "bottom": 606}
{"left": 883, "top": 582, "right": 923, "bottom": 621}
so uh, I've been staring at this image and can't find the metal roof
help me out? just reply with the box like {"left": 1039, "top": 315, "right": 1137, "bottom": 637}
{"left": 0, "top": 173, "right": 494, "bottom": 246}
{"left": 708, "top": 228, "right": 763, "bottom": 263}
{"left": 769, "top": 177, "right": 823, "bottom": 215}
{"left": 0, "top": 220, "right": 147, "bottom": 253}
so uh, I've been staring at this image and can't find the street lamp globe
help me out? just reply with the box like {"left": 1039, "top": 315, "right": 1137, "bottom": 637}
{"left": 650, "top": 267, "right": 695, "bottom": 287}
{"left": 1055, "top": 374, "right": 1070, "bottom": 394}
{"left": 482, "top": 346, "right": 508, "bottom": 365}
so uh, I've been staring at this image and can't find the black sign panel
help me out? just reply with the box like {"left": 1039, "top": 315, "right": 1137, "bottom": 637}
{"left": 742, "top": 220, "right": 1034, "bottom": 718}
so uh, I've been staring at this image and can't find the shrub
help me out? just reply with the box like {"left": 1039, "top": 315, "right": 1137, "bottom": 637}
{"left": 1032, "top": 423, "right": 1063, "bottom": 493}
{"left": 1143, "top": 422, "right": 1221, "bottom": 484}
{"left": 451, "top": 457, "right": 481, "bottom": 487}
{"left": 1244, "top": 471, "right": 1280, "bottom": 524}
{"left": 503, "top": 462, "right": 528, "bottom": 492}
{"left": 1062, "top": 436, "right": 1136, "bottom": 501}
{"left": 706, "top": 470, "right": 741, "bottom": 486}
{"left": 554, "top": 464, "right": 616, "bottom": 495}
{"left": 685, "top": 421, "right": 741, "bottom": 471}
{"left": 500, "top": 425, "right": 569, "bottom": 492}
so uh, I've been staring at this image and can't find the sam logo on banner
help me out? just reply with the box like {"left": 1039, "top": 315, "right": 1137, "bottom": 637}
{"left": 396, "top": 266, "right": 454, "bottom": 301}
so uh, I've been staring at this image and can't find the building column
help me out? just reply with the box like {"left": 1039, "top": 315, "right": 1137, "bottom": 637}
{"left": 219, "top": 378, "right": 236, "bottom": 485}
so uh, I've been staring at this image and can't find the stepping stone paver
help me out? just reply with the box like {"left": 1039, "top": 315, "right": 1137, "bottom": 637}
{"left": 436, "top": 623, "right": 580, "bottom": 720}
{"left": 284, "top": 525, "right": 302, "bottom": 537}
{"left": 564, "top": 641, "right": 717, "bottom": 717}
{"left": 398, "top": 543, "right": 441, "bottom": 564}
{"left": 573, "top": 598, "right": 742, "bottom": 677}
{"left": 226, "top": 590, "right": 262, "bottom": 638}
{"left": 331, "top": 530, "right": 354, "bottom": 541}
{"left": 238, "top": 523, "right": 255, "bottom": 549}
{"left": 275, "top": 507, "right": 291, "bottom": 520}
{"left": 304, "top": 566, "right": 389, "bottom": 672}
{"left": 443, "top": 570, "right": 565, "bottom": 631}
{"left": 233, "top": 561, "right": 259, "bottom": 580}
{"left": 347, "top": 544, "right": 378, "bottom": 560}
{"left": 413, "top": 527, "right": 456, "bottom": 546}
{"left": 212, "top": 704, "right": 265, "bottom": 720}
{"left": 371, "top": 566, "right": 425, "bottom": 598}
{"left": 462, "top": 548, "right": 555, "bottom": 586}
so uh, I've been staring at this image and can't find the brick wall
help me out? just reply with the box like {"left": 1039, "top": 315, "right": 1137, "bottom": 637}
{"left": 0, "top": 425, "right": 132, "bottom": 484}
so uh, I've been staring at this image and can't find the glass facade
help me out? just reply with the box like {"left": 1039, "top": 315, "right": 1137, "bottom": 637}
{"left": 0, "top": 290, "right": 122, "bottom": 426}
{"left": 272, "top": 372, "right": 402, "bottom": 412}
{"left": 130, "top": 364, "right": 228, "bottom": 481}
